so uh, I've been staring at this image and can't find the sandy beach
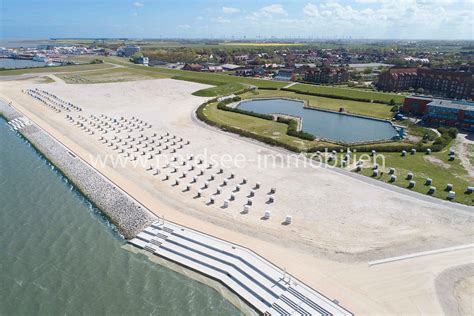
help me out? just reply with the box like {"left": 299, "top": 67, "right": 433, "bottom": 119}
{"left": 1, "top": 76, "right": 473, "bottom": 315}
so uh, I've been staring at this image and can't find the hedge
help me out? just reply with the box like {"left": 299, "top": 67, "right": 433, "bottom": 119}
{"left": 196, "top": 100, "right": 456, "bottom": 154}
{"left": 217, "top": 99, "right": 317, "bottom": 142}
{"left": 257, "top": 86, "right": 279, "bottom": 90}
{"left": 276, "top": 117, "right": 315, "bottom": 141}
{"left": 196, "top": 101, "right": 301, "bottom": 152}
{"left": 305, "top": 127, "right": 457, "bottom": 153}
{"left": 280, "top": 87, "right": 401, "bottom": 105}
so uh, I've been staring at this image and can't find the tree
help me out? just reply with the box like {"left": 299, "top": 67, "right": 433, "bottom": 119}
{"left": 416, "top": 88, "right": 425, "bottom": 94}
{"left": 363, "top": 67, "right": 373, "bottom": 74}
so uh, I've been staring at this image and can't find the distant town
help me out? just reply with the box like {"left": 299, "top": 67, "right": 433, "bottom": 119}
{"left": 1, "top": 39, "right": 472, "bottom": 131}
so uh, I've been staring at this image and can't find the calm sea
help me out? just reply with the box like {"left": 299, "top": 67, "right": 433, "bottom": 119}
{"left": 0, "top": 116, "right": 243, "bottom": 316}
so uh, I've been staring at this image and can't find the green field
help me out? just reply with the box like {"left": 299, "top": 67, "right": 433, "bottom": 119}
{"left": 192, "top": 83, "right": 247, "bottom": 97}
{"left": 287, "top": 84, "right": 405, "bottom": 104}
{"left": 57, "top": 67, "right": 170, "bottom": 84}
{"left": 357, "top": 147, "right": 473, "bottom": 206}
{"left": 80, "top": 57, "right": 288, "bottom": 89}
{"left": 219, "top": 42, "right": 306, "bottom": 47}
{"left": 0, "top": 63, "right": 114, "bottom": 76}
{"left": 241, "top": 89, "right": 394, "bottom": 119}
{"left": 468, "top": 144, "right": 474, "bottom": 165}
{"left": 202, "top": 102, "right": 327, "bottom": 151}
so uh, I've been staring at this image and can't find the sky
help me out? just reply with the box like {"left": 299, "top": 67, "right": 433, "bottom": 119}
{"left": 1, "top": 0, "right": 473, "bottom": 40}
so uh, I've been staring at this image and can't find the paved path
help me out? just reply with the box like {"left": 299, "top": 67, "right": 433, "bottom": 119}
{"left": 282, "top": 82, "right": 297, "bottom": 89}
{"left": 368, "top": 244, "right": 474, "bottom": 266}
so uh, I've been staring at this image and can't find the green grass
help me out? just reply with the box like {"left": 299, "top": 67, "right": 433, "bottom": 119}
{"left": 57, "top": 67, "right": 170, "bottom": 84}
{"left": 467, "top": 144, "right": 474, "bottom": 166}
{"left": 203, "top": 98, "right": 472, "bottom": 205}
{"left": 84, "top": 57, "right": 288, "bottom": 89}
{"left": 0, "top": 63, "right": 114, "bottom": 76}
{"left": 192, "top": 83, "right": 247, "bottom": 97}
{"left": 203, "top": 102, "right": 325, "bottom": 151}
{"left": 357, "top": 146, "right": 473, "bottom": 206}
{"left": 288, "top": 84, "right": 405, "bottom": 104}
{"left": 400, "top": 120, "right": 438, "bottom": 139}
{"left": 241, "top": 89, "right": 394, "bottom": 119}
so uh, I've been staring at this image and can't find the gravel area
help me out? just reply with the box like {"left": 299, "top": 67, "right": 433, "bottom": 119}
{"left": 0, "top": 101, "right": 155, "bottom": 239}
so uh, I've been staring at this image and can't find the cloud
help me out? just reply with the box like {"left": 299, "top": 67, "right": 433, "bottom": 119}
{"left": 133, "top": 1, "right": 144, "bottom": 7}
{"left": 213, "top": 16, "right": 231, "bottom": 23}
{"left": 261, "top": 4, "right": 287, "bottom": 15}
{"left": 298, "top": 0, "right": 474, "bottom": 39}
{"left": 178, "top": 24, "right": 191, "bottom": 29}
{"left": 222, "top": 6, "right": 240, "bottom": 14}
{"left": 354, "top": 0, "right": 378, "bottom": 3}
{"left": 303, "top": 3, "right": 319, "bottom": 17}
{"left": 247, "top": 3, "right": 287, "bottom": 20}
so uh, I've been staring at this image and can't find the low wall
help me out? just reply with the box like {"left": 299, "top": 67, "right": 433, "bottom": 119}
{"left": 0, "top": 101, "right": 155, "bottom": 239}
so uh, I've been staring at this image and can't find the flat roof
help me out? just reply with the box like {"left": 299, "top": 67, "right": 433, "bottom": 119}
{"left": 428, "top": 99, "right": 474, "bottom": 111}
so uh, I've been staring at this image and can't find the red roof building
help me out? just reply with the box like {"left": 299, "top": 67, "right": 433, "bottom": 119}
{"left": 377, "top": 67, "right": 473, "bottom": 100}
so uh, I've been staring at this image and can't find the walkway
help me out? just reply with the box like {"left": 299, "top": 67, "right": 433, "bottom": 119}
{"left": 130, "top": 220, "right": 352, "bottom": 316}
{"left": 282, "top": 82, "right": 297, "bottom": 89}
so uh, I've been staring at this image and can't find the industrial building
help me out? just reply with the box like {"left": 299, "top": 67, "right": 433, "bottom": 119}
{"left": 424, "top": 99, "right": 474, "bottom": 131}
{"left": 403, "top": 96, "right": 474, "bottom": 131}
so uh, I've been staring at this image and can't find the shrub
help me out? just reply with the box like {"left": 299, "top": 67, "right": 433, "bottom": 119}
{"left": 196, "top": 101, "right": 300, "bottom": 152}
{"left": 257, "top": 86, "right": 279, "bottom": 90}
{"left": 276, "top": 117, "right": 315, "bottom": 141}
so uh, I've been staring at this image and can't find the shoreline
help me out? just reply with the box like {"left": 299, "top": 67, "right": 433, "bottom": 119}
{"left": 0, "top": 101, "right": 155, "bottom": 239}
{"left": 0, "top": 110, "right": 257, "bottom": 315}
{"left": 1, "top": 78, "right": 472, "bottom": 315}
{"left": 0, "top": 101, "right": 353, "bottom": 316}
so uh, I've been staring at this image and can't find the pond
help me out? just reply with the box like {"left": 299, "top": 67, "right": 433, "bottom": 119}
{"left": 237, "top": 98, "right": 399, "bottom": 143}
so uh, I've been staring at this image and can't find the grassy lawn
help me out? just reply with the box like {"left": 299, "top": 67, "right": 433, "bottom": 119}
{"left": 192, "top": 82, "right": 247, "bottom": 97}
{"left": 202, "top": 102, "right": 326, "bottom": 151}
{"left": 288, "top": 84, "right": 405, "bottom": 104}
{"left": 166, "top": 70, "right": 287, "bottom": 88}
{"left": 399, "top": 120, "right": 438, "bottom": 139}
{"left": 241, "top": 89, "right": 394, "bottom": 119}
{"left": 0, "top": 63, "right": 114, "bottom": 76}
{"left": 468, "top": 144, "right": 474, "bottom": 166}
{"left": 82, "top": 57, "right": 288, "bottom": 89}
{"left": 57, "top": 67, "right": 170, "bottom": 84}
{"left": 203, "top": 100, "right": 472, "bottom": 205}
{"left": 356, "top": 146, "right": 473, "bottom": 206}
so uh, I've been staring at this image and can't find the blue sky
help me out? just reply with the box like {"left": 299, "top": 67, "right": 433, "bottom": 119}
{"left": 1, "top": 0, "right": 473, "bottom": 40}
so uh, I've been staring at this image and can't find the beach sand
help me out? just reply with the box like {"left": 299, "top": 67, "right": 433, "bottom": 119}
{"left": 1, "top": 77, "right": 473, "bottom": 315}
